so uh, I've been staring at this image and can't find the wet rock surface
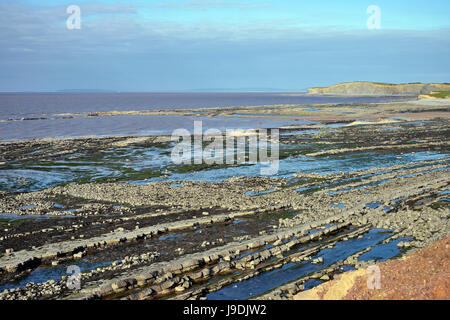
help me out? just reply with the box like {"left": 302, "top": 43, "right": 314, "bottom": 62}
{"left": 0, "top": 112, "right": 448, "bottom": 300}
{"left": 294, "top": 236, "right": 450, "bottom": 300}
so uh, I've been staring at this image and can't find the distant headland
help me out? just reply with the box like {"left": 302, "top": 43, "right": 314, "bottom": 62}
{"left": 306, "top": 81, "right": 450, "bottom": 97}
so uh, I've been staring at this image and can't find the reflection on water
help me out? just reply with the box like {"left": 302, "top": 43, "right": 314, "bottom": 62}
{"left": 0, "top": 258, "right": 111, "bottom": 292}
{"left": 0, "top": 115, "right": 313, "bottom": 141}
{"left": 0, "top": 93, "right": 399, "bottom": 141}
{"left": 1, "top": 148, "right": 447, "bottom": 193}
{"left": 206, "top": 229, "right": 395, "bottom": 300}
{"left": 0, "top": 92, "right": 398, "bottom": 121}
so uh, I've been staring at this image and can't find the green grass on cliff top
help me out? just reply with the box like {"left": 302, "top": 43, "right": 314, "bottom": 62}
{"left": 428, "top": 91, "right": 450, "bottom": 98}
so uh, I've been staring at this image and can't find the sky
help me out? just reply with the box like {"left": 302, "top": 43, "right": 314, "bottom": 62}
{"left": 0, "top": 0, "right": 449, "bottom": 92}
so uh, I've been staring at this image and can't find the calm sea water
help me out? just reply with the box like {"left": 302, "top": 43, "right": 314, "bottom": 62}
{"left": 0, "top": 92, "right": 398, "bottom": 141}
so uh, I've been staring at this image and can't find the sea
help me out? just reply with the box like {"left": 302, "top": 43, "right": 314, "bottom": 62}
{"left": 0, "top": 92, "right": 398, "bottom": 141}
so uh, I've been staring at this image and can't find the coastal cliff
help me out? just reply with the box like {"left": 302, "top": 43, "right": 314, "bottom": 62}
{"left": 307, "top": 81, "right": 450, "bottom": 97}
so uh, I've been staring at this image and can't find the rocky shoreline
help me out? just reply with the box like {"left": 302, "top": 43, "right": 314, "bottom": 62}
{"left": 0, "top": 98, "right": 448, "bottom": 300}
{"left": 294, "top": 236, "right": 449, "bottom": 300}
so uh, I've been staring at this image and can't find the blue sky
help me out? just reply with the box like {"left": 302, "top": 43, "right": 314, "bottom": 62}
{"left": 1, "top": 0, "right": 449, "bottom": 91}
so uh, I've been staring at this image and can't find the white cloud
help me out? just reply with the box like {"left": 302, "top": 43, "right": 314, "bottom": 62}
{"left": 153, "top": 0, "right": 272, "bottom": 10}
